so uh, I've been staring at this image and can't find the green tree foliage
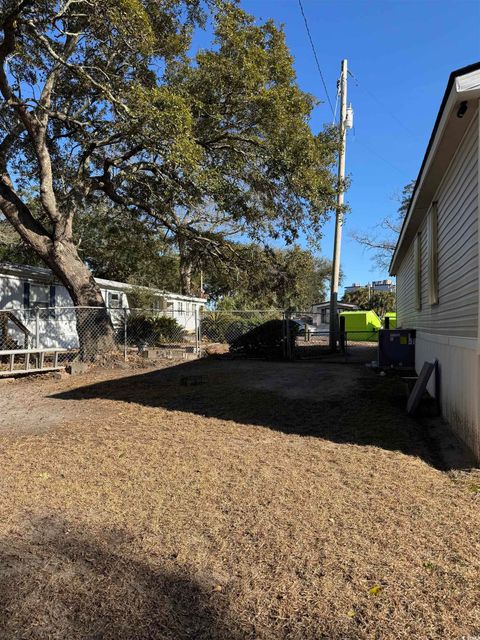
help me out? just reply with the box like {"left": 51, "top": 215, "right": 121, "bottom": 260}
{"left": 342, "top": 288, "right": 396, "bottom": 318}
{"left": 0, "top": 205, "right": 182, "bottom": 290}
{"left": 0, "top": 0, "right": 340, "bottom": 356}
{"left": 369, "top": 291, "right": 396, "bottom": 317}
{"left": 74, "top": 204, "right": 181, "bottom": 291}
{"left": 0, "top": 219, "right": 40, "bottom": 265}
{"left": 163, "top": 5, "right": 341, "bottom": 248}
{"left": 205, "top": 244, "right": 331, "bottom": 310}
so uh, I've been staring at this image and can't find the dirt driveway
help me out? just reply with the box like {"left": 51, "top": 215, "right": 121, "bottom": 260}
{"left": 0, "top": 358, "right": 479, "bottom": 639}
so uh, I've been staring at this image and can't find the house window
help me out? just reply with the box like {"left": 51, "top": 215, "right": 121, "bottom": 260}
{"left": 108, "top": 292, "right": 122, "bottom": 309}
{"left": 178, "top": 301, "right": 184, "bottom": 313}
{"left": 23, "top": 282, "right": 30, "bottom": 309}
{"left": 428, "top": 202, "right": 439, "bottom": 305}
{"left": 415, "top": 232, "right": 422, "bottom": 310}
{"left": 152, "top": 297, "right": 161, "bottom": 311}
{"left": 24, "top": 282, "right": 56, "bottom": 317}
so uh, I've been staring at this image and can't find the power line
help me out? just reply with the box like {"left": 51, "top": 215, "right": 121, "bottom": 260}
{"left": 352, "top": 136, "right": 410, "bottom": 178}
{"left": 297, "top": 0, "right": 336, "bottom": 119}
{"left": 348, "top": 70, "right": 418, "bottom": 141}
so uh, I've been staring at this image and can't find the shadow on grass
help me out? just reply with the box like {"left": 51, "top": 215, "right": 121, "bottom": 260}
{"left": 0, "top": 515, "right": 240, "bottom": 639}
{"left": 49, "top": 358, "right": 458, "bottom": 469}
{"left": 0, "top": 515, "right": 360, "bottom": 640}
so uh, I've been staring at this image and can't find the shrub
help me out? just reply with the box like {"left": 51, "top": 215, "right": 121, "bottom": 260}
{"left": 123, "top": 313, "right": 184, "bottom": 347}
{"left": 201, "top": 313, "right": 257, "bottom": 343}
{"left": 229, "top": 319, "right": 300, "bottom": 358}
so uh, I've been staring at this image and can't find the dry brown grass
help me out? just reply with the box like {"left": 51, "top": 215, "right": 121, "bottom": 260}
{"left": 0, "top": 359, "right": 479, "bottom": 639}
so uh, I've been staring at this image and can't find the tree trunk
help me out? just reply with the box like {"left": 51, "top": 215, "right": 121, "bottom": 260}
{"left": 46, "top": 240, "right": 117, "bottom": 360}
{"left": 178, "top": 236, "right": 193, "bottom": 296}
{"left": 179, "top": 258, "right": 192, "bottom": 296}
{"left": 0, "top": 184, "right": 117, "bottom": 360}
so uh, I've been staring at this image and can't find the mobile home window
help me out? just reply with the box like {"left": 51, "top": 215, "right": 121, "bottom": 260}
{"left": 23, "top": 282, "right": 30, "bottom": 309}
{"left": 24, "top": 282, "right": 56, "bottom": 317}
{"left": 415, "top": 232, "right": 422, "bottom": 310}
{"left": 428, "top": 202, "right": 439, "bottom": 305}
{"left": 108, "top": 292, "right": 122, "bottom": 309}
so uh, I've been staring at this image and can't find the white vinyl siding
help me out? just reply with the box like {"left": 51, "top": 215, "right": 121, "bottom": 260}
{"left": 396, "top": 241, "right": 416, "bottom": 327}
{"left": 428, "top": 202, "right": 439, "bottom": 305}
{"left": 414, "top": 232, "right": 423, "bottom": 310}
{"left": 396, "top": 111, "right": 478, "bottom": 337}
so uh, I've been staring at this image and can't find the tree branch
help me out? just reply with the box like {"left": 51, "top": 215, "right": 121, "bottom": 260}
{"left": 28, "top": 23, "right": 131, "bottom": 116}
{"left": 0, "top": 177, "right": 52, "bottom": 257}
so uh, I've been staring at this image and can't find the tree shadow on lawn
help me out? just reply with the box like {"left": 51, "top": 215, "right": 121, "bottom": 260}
{"left": 0, "top": 514, "right": 240, "bottom": 640}
{"left": 0, "top": 514, "right": 359, "bottom": 640}
{"left": 52, "top": 358, "right": 451, "bottom": 469}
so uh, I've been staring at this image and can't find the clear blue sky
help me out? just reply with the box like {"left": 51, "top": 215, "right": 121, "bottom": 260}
{"left": 203, "top": 0, "right": 480, "bottom": 295}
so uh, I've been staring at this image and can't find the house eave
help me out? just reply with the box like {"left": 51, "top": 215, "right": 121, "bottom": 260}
{"left": 390, "top": 62, "right": 480, "bottom": 275}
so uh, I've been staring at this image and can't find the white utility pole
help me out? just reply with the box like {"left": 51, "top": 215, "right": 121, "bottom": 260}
{"left": 329, "top": 59, "right": 349, "bottom": 350}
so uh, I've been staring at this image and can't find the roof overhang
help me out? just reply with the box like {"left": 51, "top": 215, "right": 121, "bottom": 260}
{"left": 312, "top": 301, "right": 359, "bottom": 310}
{"left": 0, "top": 261, "right": 55, "bottom": 283}
{"left": 95, "top": 277, "right": 206, "bottom": 303}
{"left": 0, "top": 262, "right": 206, "bottom": 304}
{"left": 390, "top": 62, "right": 480, "bottom": 275}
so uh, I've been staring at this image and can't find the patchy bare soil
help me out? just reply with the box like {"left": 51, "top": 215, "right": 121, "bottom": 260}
{"left": 0, "top": 364, "right": 163, "bottom": 436}
{"left": 0, "top": 358, "right": 479, "bottom": 640}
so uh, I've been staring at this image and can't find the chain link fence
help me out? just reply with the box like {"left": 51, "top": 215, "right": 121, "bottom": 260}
{"left": 290, "top": 312, "right": 379, "bottom": 363}
{"left": 0, "top": 306, "right": 200, "bottom": 373}
{"left": 0, "top": 306, "right": 380, "bottom": 372}
{"left": 342, "top": 330, "right": 379, "bottom": 364}
{"left": 290, "top": 311, "right": 330, "bottom": 359}
{"left": 200, "top": 309, "right": 284, "bottom": 356}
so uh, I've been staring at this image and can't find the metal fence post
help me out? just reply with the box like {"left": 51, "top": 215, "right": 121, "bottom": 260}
{"left": 195, "top": 307, "right": 201, "bottom": 357}
{"left": 339, "top": 314, "right": 347, "bottom": 362}
{"left": 284, "top": 310, "right": 293, "bottom": 361}
{"left": 35, "top": 307, "right": 40, "bottom": 349}
{"left": 123, "top": 308, "right": 128, "bottom": 362}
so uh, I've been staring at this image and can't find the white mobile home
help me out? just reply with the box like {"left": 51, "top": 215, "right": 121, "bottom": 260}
{"left": 311, "top": 301, "right": 358, "bottom": 328}
{"left": 0, "top": 262, "right": 205, "bottom": 349}
{"left": 390, "top": 62, "right": 480, "bottom": 462}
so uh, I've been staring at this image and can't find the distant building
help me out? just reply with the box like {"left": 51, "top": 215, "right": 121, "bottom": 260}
{"left": 0, "top": 262, "right": 205, "bottom": 349}
{"left": 344, "top": 282, "right": 364, "bottom": 294}
{"left": 371, "top": 279, "right": 396, "bottom": 293}
{"left": 311, "top": 301, "right": 359, "bottom": 327}
{"left": 344, "top": 279, "right": 396, "bottom": 295}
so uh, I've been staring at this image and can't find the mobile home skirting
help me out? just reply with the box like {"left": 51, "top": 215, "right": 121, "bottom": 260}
{"left": 415, "top": 331, "right": 480, "bottom": 462}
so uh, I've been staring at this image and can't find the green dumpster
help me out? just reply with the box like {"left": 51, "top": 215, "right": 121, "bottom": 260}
{"left": 340, "top": 310, "right": 381, "bottom": 341}
{"left": 384, "top": 312, "right": 397, "bottom": 329}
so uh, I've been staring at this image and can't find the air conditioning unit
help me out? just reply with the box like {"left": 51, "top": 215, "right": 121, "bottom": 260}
{"left": 378, "top": 329, "right": 415, "bottom": 368}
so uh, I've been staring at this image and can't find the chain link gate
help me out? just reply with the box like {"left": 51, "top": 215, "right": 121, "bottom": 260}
{"left": 288, "top": 311, "right": 379, "bottom": 364}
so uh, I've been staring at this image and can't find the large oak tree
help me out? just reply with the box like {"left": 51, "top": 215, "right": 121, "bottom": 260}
{"left": 0, "top": 0, "right": 339, "bottom": 354}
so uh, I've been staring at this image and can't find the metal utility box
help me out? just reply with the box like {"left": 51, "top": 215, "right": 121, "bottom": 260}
{"left": 378, "top": 329, "right": 415, "bottom": 368}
